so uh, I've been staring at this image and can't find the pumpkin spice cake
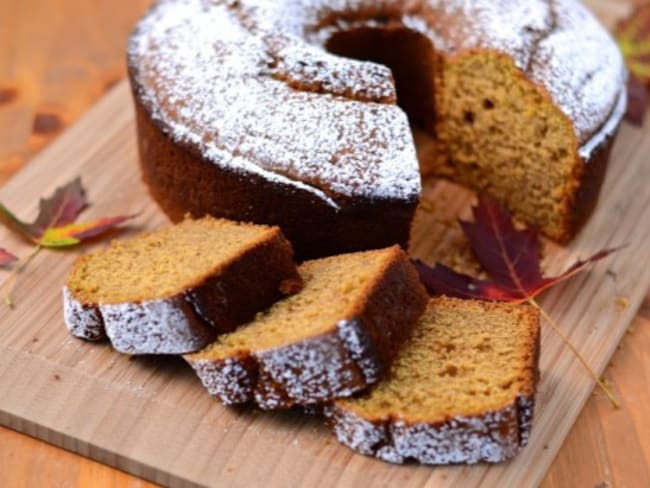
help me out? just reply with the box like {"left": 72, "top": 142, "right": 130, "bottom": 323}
{"left": 128, "top": 0, "right": 626, "bottom": 257}
{"left": 185, "top": 246, "right": 428, "bottom": 409}
{"left": 63, "top": 217, "right": 301, "bottom": 355}
{"left": 328, "top": 297, "right": 541, "bottom": 464}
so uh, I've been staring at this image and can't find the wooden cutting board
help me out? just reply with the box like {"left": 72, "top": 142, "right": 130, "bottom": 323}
{"left": 0, "top": 79, "right": 648, "bottom": 488}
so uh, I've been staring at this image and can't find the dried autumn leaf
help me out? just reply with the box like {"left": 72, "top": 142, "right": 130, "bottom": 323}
{"left": 413, "top": 261, "right": 520, "bottom": 301}
{"left": 615, "top": 4, "right": 650, "bottom": 125}
{"left": 0, "top": 177, "right": 134, "bottom": 248}
{"left": 28, "top": 177, "right": 88, "bottom": 237}
{"left": 416, "top": 196, "right": 622, "bottom": 408}
{"left": 0, "top": 248, "right": 17, "bottom": 267}
{"left": 459, "top": 195, "right": 542, "bottom": 295}
{"left": 39, "top": 216, "right": 136, "bottom": 247}
{"left": 0, "top": 178, "right": 87, "bottom": 242}
{"left": 416, "top": 195, "right": 619, "bottom": 303}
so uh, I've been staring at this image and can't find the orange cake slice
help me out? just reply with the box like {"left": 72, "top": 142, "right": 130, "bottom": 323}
{"left": 186, "top": 246, "right": 428, "bottom": 409}
{"left": 63, "top": 217, "right": 301, "bottom": 355}
{"left": 329, "top": 297, "right": 540, "bottom": 464}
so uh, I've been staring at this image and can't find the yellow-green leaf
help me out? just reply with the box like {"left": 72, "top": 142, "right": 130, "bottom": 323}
{"left": 37, "top": 215, "right": 135, "bottom": 248}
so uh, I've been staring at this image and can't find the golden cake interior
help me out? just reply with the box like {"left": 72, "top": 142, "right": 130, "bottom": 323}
{"left": 327, "top": 28, "right": 579, "bottom": 241}
{"left": 187, "top": 246, "right": 400, "bottom": 360}
{"left": 336, "top": 297, "right": 539, "bottom": 423}
{"left": 67, "top": 217, "right": 276, "bottom": 304}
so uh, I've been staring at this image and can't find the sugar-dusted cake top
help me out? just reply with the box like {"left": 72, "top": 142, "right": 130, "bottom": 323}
{"left": 129, "top": 0, "right": 421, "bottom": 209}
{"left": 129, "top": 0, "right": 625, "bottom": 207}
{"left": 259, "top": 0, "right": 625, "bottom": 146}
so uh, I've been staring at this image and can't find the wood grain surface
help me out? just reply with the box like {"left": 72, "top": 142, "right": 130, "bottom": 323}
{"left": 0, "top": 1, "right": 647, "bottom": 487}
{"left": 1, "top": 78, "right": 649, "bottom": 488}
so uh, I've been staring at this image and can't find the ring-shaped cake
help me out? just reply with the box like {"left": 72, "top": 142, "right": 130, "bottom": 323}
{"left": 128, "top": 0, "right": 626, "bottom": 258}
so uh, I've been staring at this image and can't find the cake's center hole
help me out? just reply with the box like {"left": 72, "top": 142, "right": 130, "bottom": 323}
{"left": 326, "top": 26, "right": 438, "bottom": 135}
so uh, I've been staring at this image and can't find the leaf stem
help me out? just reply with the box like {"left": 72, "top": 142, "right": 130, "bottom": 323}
{"left": 528, "top": 298, "right": 620, "bottom": 409}
{"left": 3, "top": 245, "right": 42, "bottom": 308}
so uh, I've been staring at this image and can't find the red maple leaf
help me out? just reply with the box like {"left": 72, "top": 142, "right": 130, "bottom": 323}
{"left": 0, "top": 248, "right": 17, "bottom": 267}
{"left": 0, "top": 177, "right": 136, "bottom": 248}
{"left": 27, "top": 177, "right": 88, "bottom": 237}
{"left": 415, "top": 195, "right": 619, "bottom": 303}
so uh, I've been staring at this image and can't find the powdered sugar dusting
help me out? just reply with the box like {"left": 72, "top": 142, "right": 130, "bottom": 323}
{"left": 301, "top": 0, "right": 550, "bottom": 67}
{"left": 578, "top": 87, "right": 626, "bottom": 160}
{"left": 63, "top": 286, "right": 106, "bottom": 341}
{"left": 101, "top": 297, "right": 215, "bottom": 355}
{"left": 329, "top": 396, "right": 533, "bottom": 464}
{"left": 129, "top": 0, "right": 421, "bottom": 205}
{"left": 337, "top": 319, "right": 381, "bottom": 384}
{"left": 256, "top": 332, "right": 365, "bottom": 407}
{"left": 329, "top": 406, "right": 387, "bottom": 455}
{"left": 265, "top": 36, "right": 397, "bottom": 104}
{"left": 130, "top": 0, "right": 624, "bottom": 199}
{"left": 517, "top": 394, "right": 536, "bottom": 447}
{"left": 528, "top": 0, "right": 626, "bottom": 147}
{"left": 190, "top": 357, "right": 254, "bottom": 404}
{"left": 187, "top": 325, "right": 383, "bottom": 409}
{"left": 301, "top": 0, "right": 624, "bottom": 152}
{"left": 64, "top": 284, "right": 216, "bottom": 354}
{"left": 278, "top": 0, "right": 624, "bottom": 149}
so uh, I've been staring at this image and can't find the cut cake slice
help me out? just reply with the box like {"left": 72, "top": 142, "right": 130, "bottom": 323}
{"left": 63, "top": 216, "right": 301, "bottom": 355}
{"left": 328, "top": 297, "right": 540, "bottom": 464}
{"left": 185, "top": 246, "right": 428, "bottom": 409}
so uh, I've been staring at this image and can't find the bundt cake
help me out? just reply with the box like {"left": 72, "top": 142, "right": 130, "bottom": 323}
{"left": 328, "top": 297, "right": 541, "bottom": 464}
{"left": 63, "top": 217, "right": 301, "bottom": 354}
{"left": 185, "top": 246, "right": 428, "bottom": 409}
{"left": 128, "top": 0, "right": 626, "bottom": 257}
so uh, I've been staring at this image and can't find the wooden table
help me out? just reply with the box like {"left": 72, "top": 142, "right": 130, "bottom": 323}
{"left": 0, "top": 1, "right": 647, "bottom": 486}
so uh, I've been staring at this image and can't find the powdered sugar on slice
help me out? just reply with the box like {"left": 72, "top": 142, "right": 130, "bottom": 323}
{"left": 337, "top": 319, "right": 382, "bottom": 384}
{"left": 101, "top": 297, "right": 215, "bottom": 355}
{"left": 186, "top": 321, "right": 388, "bottom": 409}
{"left": 64, "top": 285, "right": 216, "bottom": 355}
{"left": 329, "top": 395, "right": 534, "bottom": 464}
{"left": 190, "top": 357, "right": 254, "bottom": 404}
{"left": 63, "top": 286, "right": 106, "bottom": 341}
{"left": 255, "top": 332, "right": 366, "bottom": 407}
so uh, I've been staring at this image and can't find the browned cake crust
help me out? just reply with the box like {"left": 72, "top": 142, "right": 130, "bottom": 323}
{"left": 135, "top": 91, "right": 619, "bottom": 251}
{"left": 64, "top": 226, "right": 302, "bottom": 355}
{"left": 133, "top": 99, "right": 417, "bottom": 260}
{"left": 327, "top": 392, "right": 537, "bottom": 464}
{"left": 185, "top": 248, "right": 428, "bottom": 409}
{"left": 565, "top": 118, "right": 620, "bottom": 241}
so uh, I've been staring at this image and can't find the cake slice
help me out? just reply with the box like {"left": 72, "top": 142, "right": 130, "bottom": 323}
{"left": 185, "top": 246, "right": 428, "bottom": 409}
{"left": 328, "top": 297, "right": 540, "bottom": 465}
{"left": 63, "top": 217, "right": 301, "bottom": 355}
